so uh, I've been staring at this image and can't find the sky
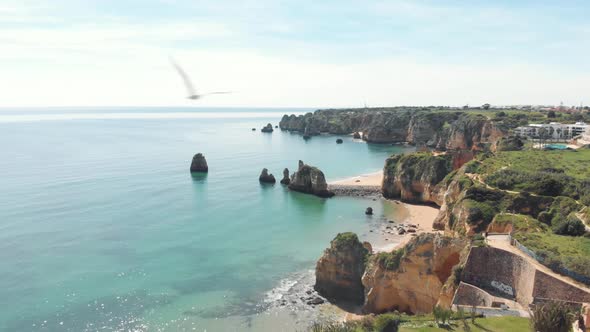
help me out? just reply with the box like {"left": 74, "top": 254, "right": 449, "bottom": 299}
{"left": 1, "top": 0, "right": 589, "bottom": 108}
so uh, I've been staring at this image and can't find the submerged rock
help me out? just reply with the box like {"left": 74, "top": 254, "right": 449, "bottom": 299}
{"left": 288, "top": 160, "right": 334, "bottom": 197}
{"left": 280, "top": 168, "right": 290, "bottom": 185}
{"left": 261, "top": 123, "right": 274, "bottom": 133}
{"left": 190, "top": 153, "right": 209, "bottom": 172}
{"left": 259, "top": 168, "right": 276, "bottom": 183}
{"left": 315, "top": 232, "right": 370, "bottom": 304}
{"left": 336, "top": 138, "right": 343, "bottom": 144}
{"left": 252, "top": 128, "right": 256, "bottom": 131}
{"left": 365, "top": 207, "right": 373, "bottom": 215}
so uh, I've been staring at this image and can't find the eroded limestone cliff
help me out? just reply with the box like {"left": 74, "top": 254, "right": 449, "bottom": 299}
{"left": 314, "top": 233, "right": 468, "bottom": 314}
{"left": 381, "top": 152, "right": 452, "bottom": 205}
{"left": 362, "top": 234, "right": 468, "bottom": 314}
{"left": 279, "top": 109, "right": 506, "bottom": 150}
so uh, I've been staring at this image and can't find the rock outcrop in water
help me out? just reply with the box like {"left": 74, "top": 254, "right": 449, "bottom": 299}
{"left": 362, "top": 233, "right": 468, "bottom": 314}
{"left": 280, "top": 168, "right": 290, "bottom": 185}
{"left": 279, "top": 109, "right": 507, "bottom": 150}
{"left": 190, "top": 153, "right": 209, "bottom": 172}
{"left": 261, "top": 123, "right": 274, "bottom": 133}
{"left": 288, "top": 160, "right": 334, "bottom": 197}
{"left": 259, "top": 168, "right": 276, "bottom": 183}
{"left": 315, "top": 232, "right": 371, "bottom": 304}
{"left": 382, "top": 152, "right": 453, "bottom": 205}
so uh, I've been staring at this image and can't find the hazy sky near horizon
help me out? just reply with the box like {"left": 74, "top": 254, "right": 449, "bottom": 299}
{"left": 1, "top": 0, "right": 589, "bottom": 108}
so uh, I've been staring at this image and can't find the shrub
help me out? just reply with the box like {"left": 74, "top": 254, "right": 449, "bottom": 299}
{"left": 373, "top": 313, "right": 400, "bottom": 332}
{"left": 433, "top": 305, "right": 453, "bottom": 326}
{"left": 464, "top": 160, "right": 481, "bottom": 174}
{"left": 553, "top": 217, "right": 586, "bottom": 236}
{"left": 465, "top": 201, "right": 497, "bottom": 227}
{"left": 530, "top": 301, "right": 576, "bottom": 332}
{"left": 309, "top": 321, "right": 356, "bottom": 332}
{"left": 452, "top": 265, "right": 463, "bottom": 285}
{"left": 332, "top": 232, "right": 360, "bottom": 249}
{"left": 375, "top": 249, "right": 405, "bottom": 271}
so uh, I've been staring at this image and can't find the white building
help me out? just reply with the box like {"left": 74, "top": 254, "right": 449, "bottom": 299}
{"left": 514, "top": 122, "right": 588, "bottom": 140}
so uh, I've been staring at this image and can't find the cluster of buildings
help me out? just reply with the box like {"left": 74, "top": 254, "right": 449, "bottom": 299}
{"left": 514, "top": 122, "right": 589, "bottom": 141}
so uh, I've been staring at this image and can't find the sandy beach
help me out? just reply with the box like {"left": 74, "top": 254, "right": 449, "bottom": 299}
{"left": 332, "top": 171, "right": 440, "bottom": 253}
{"left": 329, "top": 171, "right": 383, "bottom": 186}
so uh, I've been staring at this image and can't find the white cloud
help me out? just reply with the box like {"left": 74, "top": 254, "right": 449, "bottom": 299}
{"left": 0, "top": 1, "right": 588, "bottom": 108}
{"left": 1, "top": 45, "right": 588, "bottom": 108}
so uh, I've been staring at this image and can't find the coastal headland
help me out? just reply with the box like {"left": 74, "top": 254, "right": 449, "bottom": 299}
{"left": 278, "top": 107, "right": 590, "bottom": 331}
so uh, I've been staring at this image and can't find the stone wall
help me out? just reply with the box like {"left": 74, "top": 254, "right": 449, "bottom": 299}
{"left": 453, "top": 282, "right": 498, "bottom": 307}
{"left": 461, "top": 246, "right": 590, "bottom": 308}
{"left": 533, "top": 271, "right": 590, "bottom": 304}
{"left": 462, "top": 247, "right": 535, "bottom": 305}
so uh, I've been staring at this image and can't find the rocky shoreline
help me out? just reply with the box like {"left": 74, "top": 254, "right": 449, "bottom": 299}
{"left": 328, "top": 184, "right": 381, "bottom": 198}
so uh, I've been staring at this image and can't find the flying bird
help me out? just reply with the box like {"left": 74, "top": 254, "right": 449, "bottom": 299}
{"left": 170, "top": 58, "right": 231, "bottom": 100}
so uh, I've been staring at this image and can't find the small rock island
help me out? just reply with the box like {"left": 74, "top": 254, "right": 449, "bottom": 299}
{"left": 261, "top": 123, "right": 274, "bottom": 133}
{"left": 259, "top": 168, "right": 276, "bottom": 183}
{"left": 190, "top": 153, "right": 208, "bottom": 172}
{"left": 288, "top": 160, "right": 334, "bottom": 198}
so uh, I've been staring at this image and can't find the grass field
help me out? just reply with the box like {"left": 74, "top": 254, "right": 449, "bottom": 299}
{"left": 513, "top": 231, "right": 590, "bottom": 278}
{"left": 399, "top": 316, "right": 530, "bottom": 332}
{"left": 478, "top": 149, "right": 590, "bottom": 180}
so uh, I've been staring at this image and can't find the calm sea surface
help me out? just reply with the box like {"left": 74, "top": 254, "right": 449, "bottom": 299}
{"left": 0, "top": 107, "right": 413, "bottom": 331}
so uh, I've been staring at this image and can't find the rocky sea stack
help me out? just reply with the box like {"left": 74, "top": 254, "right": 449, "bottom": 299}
{"left": 259, "top": 168, "right": 276, "bottom": 183}
{"left": 190, "top": 153, "right": 209, "bottom": 172}
{"left": 261, "top": 123, "right": 274, "bottom": 133}
{"left": 315, "top": 232, "right": 371, "bottom": 304}
{"left": 280, "top": 168, "right": 290, "bottom": 185}
{"left": 288, "top": 160, "right": 334, "bottom": 197}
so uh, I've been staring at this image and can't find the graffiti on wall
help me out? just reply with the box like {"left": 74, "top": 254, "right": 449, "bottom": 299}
{"left": 491, "top": 280, "right": 514, "bottom": 296}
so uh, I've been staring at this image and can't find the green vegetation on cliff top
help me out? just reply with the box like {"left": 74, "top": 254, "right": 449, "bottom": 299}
{"left": 310, "top": 314, "right": 529, "bottom": 332}
{"left": 478, "top": 149, "right": 590, "bottom": 201}
{"left": 479, "top": 149, "right": 590, "bottom": 180}
{"left": 513, "top": 230, "right": 590, "bottom": 279}
{"left": 374, "top": 249, "right": 405, "bottom": 271}
{"left": 332, "top": 232, "right": 362, "bottom": 249}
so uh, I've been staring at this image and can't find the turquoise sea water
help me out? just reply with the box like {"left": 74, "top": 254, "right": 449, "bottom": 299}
{"left": 0, "top": 108, "right": 413, "bottom": 331}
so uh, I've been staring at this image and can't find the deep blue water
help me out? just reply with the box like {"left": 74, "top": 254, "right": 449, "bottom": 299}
{"left": 0, "top": 108, "right": 413, "bottom": 331}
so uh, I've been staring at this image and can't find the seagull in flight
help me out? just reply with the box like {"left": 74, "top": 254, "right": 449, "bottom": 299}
{"left": 170, "top": 58, "right": 231, "bottom": 100}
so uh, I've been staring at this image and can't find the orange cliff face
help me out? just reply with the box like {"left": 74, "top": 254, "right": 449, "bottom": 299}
{"left": 361, "top": 234, "right": 468, "bottom": 314}
{"left": 314, "top": 232, "right": 371, "bottom": 305}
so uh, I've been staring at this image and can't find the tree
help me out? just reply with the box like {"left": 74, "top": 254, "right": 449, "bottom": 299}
{"left": 548, "top": 110, "right": 556, "bottom": 118}
{"left": 553, "top": 217, "right": 586, "bottom": 236}
{"left": 482, "top": 103, "right": 491, "bottom": 110}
